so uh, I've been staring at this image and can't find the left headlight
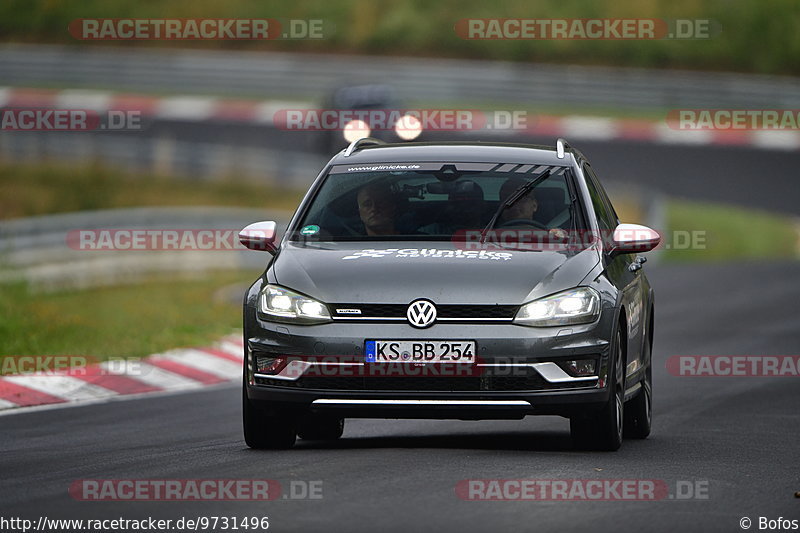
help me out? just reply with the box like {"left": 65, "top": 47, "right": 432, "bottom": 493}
{"left": 514, "top": 287, "right": 601, "bottom": 327}
{"left": 259, "top": 285, "right": 331, "bottom": 324}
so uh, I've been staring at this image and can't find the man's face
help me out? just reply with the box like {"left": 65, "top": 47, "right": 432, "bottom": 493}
{"left": 506, "top": 192, "right": 538, "bottom": 220}
{"left": 357, "top": 185, "right": 396, "bottom": 232}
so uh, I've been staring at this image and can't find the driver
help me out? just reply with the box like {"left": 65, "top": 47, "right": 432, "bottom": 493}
{"left": 357, "top": 182, "right": 398, "bottom": 236}
{"left": 498, "top": 177, "right": 568, "bottom": 240}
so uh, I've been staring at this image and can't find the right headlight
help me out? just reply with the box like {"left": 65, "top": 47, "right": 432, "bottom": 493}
{"left": 514, "top": 287, "right": 601, "bottom": 327}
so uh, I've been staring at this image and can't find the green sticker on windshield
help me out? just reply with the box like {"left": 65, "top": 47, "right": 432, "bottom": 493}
{"left": 300, "top": 224, "right": 320, "bottom": 236}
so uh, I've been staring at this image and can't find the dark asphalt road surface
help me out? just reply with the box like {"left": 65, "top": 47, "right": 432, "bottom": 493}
{"left": 2, "top": 260, "right": 798, "bottom": 533}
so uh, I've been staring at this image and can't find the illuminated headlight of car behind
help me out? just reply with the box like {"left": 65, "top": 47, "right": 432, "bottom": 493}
{"left": 342, "top": 119, "right": 371, "bottom": 143}
{"left": 514, "top": 287, "right": 600, "bottom": 327}
{"left": 259, "top": 285, "right": 331, "bottom": 324}
{"left": 394, "top": 113, "right": 423, "bottom": 141}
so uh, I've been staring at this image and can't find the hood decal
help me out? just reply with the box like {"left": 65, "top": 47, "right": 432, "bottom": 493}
{"left": 342, "top": 248, "right": 513, "bottom": 261}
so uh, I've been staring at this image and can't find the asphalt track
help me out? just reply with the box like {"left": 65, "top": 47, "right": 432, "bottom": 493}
{"left": 1, "top": 258, "right": 799, "bottom": 532}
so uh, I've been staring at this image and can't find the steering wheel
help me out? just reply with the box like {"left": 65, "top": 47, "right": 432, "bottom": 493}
{"left": 496, "top": 218, "right": 547, "bottom": 230}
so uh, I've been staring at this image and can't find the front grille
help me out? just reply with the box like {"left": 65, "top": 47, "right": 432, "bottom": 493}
{"left": 255, "top": 368, "right": 590, "bottom": 392}
{"left": 439, "top": 305, "right": 518, "bottom": 319}
{"left": 331, "top": 304, "right": 518, "bottom": 320}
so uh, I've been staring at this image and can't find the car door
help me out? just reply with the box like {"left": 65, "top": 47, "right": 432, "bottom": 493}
{"left": 583, "top": 163, "right": 645, "bottom": 383}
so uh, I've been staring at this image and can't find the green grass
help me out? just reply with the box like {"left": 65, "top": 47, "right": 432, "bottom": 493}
{"left": 0, "top": 270, "right": 257, "bottom": 368}
{"left": 663, "top": 199, "right": 799, "bottom": 262}
{"left": 0, "top": 162, "right": 304, "bottom": 220}
{"left": 2, "top": 0, "right": 799, "bottom": 75}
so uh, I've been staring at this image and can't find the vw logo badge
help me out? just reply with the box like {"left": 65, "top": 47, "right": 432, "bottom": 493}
{"left": 406, "top": 299, "right": 437, "bottom": 328}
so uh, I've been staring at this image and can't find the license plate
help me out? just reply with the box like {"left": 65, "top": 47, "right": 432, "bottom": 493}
{"left": 365, "top": 340, "right": 476, "bottom": 363}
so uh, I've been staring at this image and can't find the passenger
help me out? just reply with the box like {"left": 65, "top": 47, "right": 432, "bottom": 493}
{"left": 498, "top": 177, "right": 568, "bottom": 240}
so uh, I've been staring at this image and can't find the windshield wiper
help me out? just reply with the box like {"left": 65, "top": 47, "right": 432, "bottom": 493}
{"left": 480, "top": 169, "right": 552, "bottom": 244}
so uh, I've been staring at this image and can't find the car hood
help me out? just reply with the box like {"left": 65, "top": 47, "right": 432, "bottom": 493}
{"left": 271, "top": 241, "right": 600, "bottom": 305}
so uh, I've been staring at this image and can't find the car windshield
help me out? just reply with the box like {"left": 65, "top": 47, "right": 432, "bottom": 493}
{"left": 291, "top": 162, "right": 576, "bottom": 241}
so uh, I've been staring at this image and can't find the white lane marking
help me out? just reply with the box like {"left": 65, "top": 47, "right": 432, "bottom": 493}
{"left": 1, "top": 375, "right": 117, "bottom": 402}
{"left": 0, "top": 382, "right": 237, "bottom": 417}
{"left": 0, "top": 334, "right": 246, "bottom": 414}
{"left": 96, "top": 359, "right": 143, "bottom": 377}
{"left": 222, "top": 334, "right": 244, "bottom": 346}
{"left": 218, "top": 341, "right": 245, "bottom": 359}
{"left": 654, "top": 122, "right": 713, "bottom": 145}
{"left": 55, "top": 89, "right": 112, "bottom": 111}
{"left": 0, "top": 397, "right": 19, "bottom": 409}
{"left": 751, "top": 130, "right": 800, "bottom": 150}
{"left": 254, "top": 100, "right": 312, "bottom": 124}
{"left": 561, "top": 116, "right": 619, "bottom": 140}
{"left": 156, "top": 96, "right": 215, "bottom": 120}
{"left": 155, "top": 349, "right": 241, "bottom": 380}
{"left": 127, "top": 361, "right": 204, "bottom": 390}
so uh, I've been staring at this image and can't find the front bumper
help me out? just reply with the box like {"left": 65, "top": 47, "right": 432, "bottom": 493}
{"left": 245, "top": 309, "right": 615, "bottom": 420}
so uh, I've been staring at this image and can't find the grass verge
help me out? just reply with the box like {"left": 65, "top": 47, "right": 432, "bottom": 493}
{"left": 0, "top": 162, "right": 305, "bottom": 220}
{"left": 663, "top": 199, "right": 798, "bottom": 262}
{"left": 0, "top": 270, "right": 257, "bottom": 369}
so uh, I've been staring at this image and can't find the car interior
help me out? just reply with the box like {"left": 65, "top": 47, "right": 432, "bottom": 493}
{"left": 304, "top": 173, "right": 574, "bottom": 239}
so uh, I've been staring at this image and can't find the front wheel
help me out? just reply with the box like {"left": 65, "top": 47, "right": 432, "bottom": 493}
{"left": 624, "top": 333, "right": 652, "bottom": 439}
{"left": 243, "top": 387, "right": 297, "bottom": 449}
{"left": 571, "top": 328, "right": 625, "bottom": 451}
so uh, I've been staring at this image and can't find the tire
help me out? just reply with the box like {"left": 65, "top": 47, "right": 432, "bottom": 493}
{"left": 297, "top": 414, "right": 345, "bottom": 441}
{"left": 243, "top": 387, "right": 297, "bottom": 449}
{"left": 624, "top": 333, "right": 652, "bottom": 439}
{"left": 571, "top": 327, "right": 625, "bottom": 451}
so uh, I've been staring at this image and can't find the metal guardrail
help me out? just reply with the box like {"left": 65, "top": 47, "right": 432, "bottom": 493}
{"left": 1, "top": 44, "right": 799, "bottom": 110}
{"left": 0, "top": 130, "right": 327, "bottom": 187}
{"left": 0, "top": 207, "right": 291, "bottom": 290}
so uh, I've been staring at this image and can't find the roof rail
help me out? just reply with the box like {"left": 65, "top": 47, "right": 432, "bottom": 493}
{"left": 343, "top": 137, "right": 386, "bottom": 157}
{"left": 555, "top": 138, "right": 570, "bottom": 159}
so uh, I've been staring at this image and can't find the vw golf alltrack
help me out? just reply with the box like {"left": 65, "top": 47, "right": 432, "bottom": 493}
{"left": 240, "top": 138, "right": 659, "bottom": 451}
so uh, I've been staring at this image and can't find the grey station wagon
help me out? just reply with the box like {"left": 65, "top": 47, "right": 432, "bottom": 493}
{"left": 239, "top": 138, "right": 660, "bottom": 451}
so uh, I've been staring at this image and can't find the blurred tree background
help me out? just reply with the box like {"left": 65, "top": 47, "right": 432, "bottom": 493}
{"left": 0, "top": 0, "right": 797, "bottom": 75}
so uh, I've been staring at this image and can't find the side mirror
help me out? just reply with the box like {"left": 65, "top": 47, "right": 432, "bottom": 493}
{"left": 239, "top": 221, "right": 278, "bottom": 253}
{"left": 610, "top": 223, "right": 660, "bottom": 254}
